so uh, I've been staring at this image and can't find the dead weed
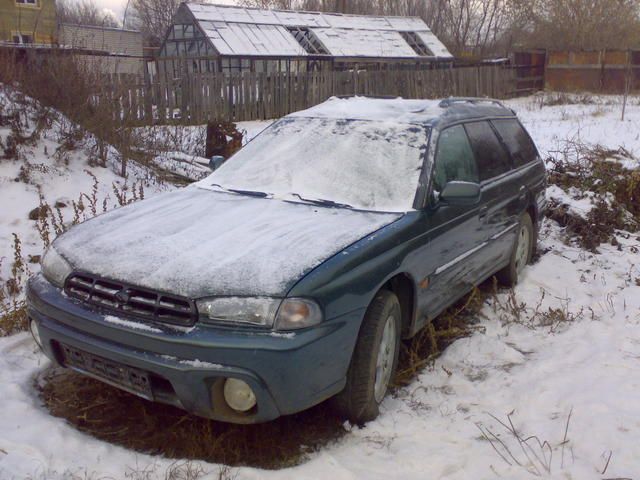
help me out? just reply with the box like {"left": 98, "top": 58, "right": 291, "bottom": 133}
{"left": 546, "top": 141, "right": 640, "bottom": 251}
{"left": 38, "top": 368, "right": 345, "bottom": 470}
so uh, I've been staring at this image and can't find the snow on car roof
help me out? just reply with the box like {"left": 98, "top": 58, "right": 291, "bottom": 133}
{"left": 289, "top": 96, "right": 516, "bottom": 124}
{"left": 288, "top": 96, "right": 444, "bottom": 123}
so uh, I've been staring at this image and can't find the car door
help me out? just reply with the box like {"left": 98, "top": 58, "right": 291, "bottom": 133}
{"left": 464, "top": 120, "right": 520, "bottom": 277}
{"left": 417, "top": 124, "right": 487, "bottom": 321}
{"left": 491, "top": 118, "right": 546, "bottom": 221}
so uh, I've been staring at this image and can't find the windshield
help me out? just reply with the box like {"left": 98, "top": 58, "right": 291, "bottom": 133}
{"left": 201, "top": 117, "right": 430, "bottom": 212}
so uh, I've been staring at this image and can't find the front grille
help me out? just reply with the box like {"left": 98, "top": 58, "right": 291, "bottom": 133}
{"left": 65, "top": 272, "right": 197, "bottom": 326}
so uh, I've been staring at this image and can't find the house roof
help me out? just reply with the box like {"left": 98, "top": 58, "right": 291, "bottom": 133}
{"left": 184, "top": 3, "right": 453, "bottom": 59}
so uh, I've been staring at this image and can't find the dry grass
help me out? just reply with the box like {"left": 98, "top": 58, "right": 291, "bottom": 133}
{"left": 476, "top": 409, "right": 574, "bottom": 477}
{"left": 0, "top": 169, "right": 148, "bottom": 337}
{"left": 489, "top": 287, "right": 588, "bottom": 333}
{"left": 22, "top": 459, "right": 227, "bottom": 480}
{"left": 0, "top": 235, "right": 30, "bottom": 336}
{"left": 38, "top": 368, "right": 346, "bottom": 470}
{"left": 533, "top": 92, "right": 598, "bottom": 107}
{"left": 395, "top": 285, "right": 488, "bottom": 386}
{"left": 0, "top": 52, "right": 169, "bottom": 182}
{"left": 546, "top": 141, "right": 640, "bottom": 252}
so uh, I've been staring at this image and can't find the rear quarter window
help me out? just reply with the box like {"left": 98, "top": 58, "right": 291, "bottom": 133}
{"left": 491, "top": 119, "right": 539, "bottom": 168}
{"left": 464, "top": 121, "right": 512, "bottom": 181}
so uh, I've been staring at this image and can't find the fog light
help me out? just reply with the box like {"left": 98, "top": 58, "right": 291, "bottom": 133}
{"left": 29, "top": 318, "right": 42, "bottom": 350}
{"left": 223, "top": 378, "right": 256, "bottom": 412}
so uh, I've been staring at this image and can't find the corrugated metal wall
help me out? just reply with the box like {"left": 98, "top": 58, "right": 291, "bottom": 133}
{"left": 58, "top": 24, "right": 144, "bottom": 75}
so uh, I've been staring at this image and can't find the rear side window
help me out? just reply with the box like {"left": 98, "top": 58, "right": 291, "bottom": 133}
{"left": 491, "top": 119, "right": 538, "bottom": 168}
{"left": 464, "top": 121, "right": 512, "bottom": 181}
{"left": 433, "top": 125, "right": 478, "bottom": 192}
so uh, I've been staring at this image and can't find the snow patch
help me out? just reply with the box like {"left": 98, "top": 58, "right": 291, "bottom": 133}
{"left": 269, "top": 332, "right": 296, "bottom": 339}
{"left": 161, "top": 355, "right": 223, "bottom": 369}
{"left": 103, "top": 315, "right": 162, "bottom": 333}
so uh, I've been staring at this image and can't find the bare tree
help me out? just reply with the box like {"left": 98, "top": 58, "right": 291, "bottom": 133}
{"left": 423, "top": 0, "right": 509, "bottom": 56}
{"left": 129, "top": 0, "right": 182, "bottom": 46}
{"left": 56, "top": 0, "right": 120, "bottom": 27}
{"left": 509, "top": 0, "right": 640, "bottom": 50}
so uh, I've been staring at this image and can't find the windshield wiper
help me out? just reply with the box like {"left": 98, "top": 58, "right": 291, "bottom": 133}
{"left": 209, "top": 184, "right": 269, "bottom": 198}
{"left": 227, "top": 188, "right": 269, "bottom": 198}
{"left": 291, "top": 194, "right": 353, "bottom": 209}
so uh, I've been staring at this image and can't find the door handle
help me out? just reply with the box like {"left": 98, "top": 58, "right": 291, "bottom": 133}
{"left": 479, "top": 206, "right": 488, "bottom": 219}
{"left": 519, "top": 185, "right": 527, "bottom": 201}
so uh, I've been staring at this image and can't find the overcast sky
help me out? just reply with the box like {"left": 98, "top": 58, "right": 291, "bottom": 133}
{"left": 97, "top": 0, "right": 238, "bottom": 22}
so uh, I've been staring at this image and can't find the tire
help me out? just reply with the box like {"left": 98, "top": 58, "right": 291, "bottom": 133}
{"left": 497, "top": 212, "right": 534, "bottom": 287}
{"left": 332, "top": 290, "right": 401, "bottom": 424}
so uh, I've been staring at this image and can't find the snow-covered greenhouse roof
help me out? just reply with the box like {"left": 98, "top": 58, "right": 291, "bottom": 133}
{"left": 182, "top": 3, "right": 453, "bottom": 59}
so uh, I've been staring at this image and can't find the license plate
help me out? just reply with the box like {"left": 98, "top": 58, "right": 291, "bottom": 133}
{"left": 60, "top": 343, "right": 154, "bottom": 400}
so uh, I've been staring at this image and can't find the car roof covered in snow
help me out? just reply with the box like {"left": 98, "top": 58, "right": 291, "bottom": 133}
{"left": 288, "top": 96, "right": 517, "bottom": 127}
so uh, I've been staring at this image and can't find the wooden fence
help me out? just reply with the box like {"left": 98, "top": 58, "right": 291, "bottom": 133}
{"left": 511, "top": 50, "right": 546, "bottom": 95}
{"left": 545, "top": 50, "right": 640, "bottom": 94}
{"left": 97, "top": 65, "right": 516, "bottom": 125}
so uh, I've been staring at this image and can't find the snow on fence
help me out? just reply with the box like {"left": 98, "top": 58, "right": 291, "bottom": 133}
{"left": 96, "top": 65, "right": 515, "bottom": 125}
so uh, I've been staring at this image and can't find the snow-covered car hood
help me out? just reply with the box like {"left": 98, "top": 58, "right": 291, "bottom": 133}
{"left": 54, "top": 187, "right": 402, "bottom": 298}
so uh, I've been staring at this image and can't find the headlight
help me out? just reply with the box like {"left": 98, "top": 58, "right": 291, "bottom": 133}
{"left": 275, "top": 298, "right": 322, "bottom": 330}
{"left": 196, "top": 297, "right": 323, "bottom": 330}
{"left": 197, "top": 297, "right": 281, "bottom": 327}
{"left": 41, "top": 246, "right": 73, "bottom": 288}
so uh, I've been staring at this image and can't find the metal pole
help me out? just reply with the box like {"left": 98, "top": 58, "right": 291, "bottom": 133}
{"left": 622, "top": 50, "right": 630, "bottom": 121}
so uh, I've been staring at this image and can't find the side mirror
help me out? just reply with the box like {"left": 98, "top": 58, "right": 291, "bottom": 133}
{"left": 209, "top": 155, "right": 225, "bottom": 171}
{"left": 439, "top": 181, "right": 481, "bottom": 206}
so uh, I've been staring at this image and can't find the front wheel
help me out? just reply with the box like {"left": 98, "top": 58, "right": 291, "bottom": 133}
{"left": 332, "top": 290, "right": 401, "bottom": 424}
{"left": 497, "top": 212, "right": 534, "bottom": 287}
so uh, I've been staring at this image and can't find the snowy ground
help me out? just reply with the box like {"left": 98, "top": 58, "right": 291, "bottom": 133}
{"left": 1, "top": 94, "right": 640, "bottom": 479}
{"left": 0, "top": 90, "right": 171, "bottom": 286}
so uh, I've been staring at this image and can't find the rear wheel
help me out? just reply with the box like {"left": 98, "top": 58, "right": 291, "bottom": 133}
{"left": 332, "top": 290, "right": 401, "bottom": 424}
{"left": 497, "top": 212, "right": 534, "bottom": 287}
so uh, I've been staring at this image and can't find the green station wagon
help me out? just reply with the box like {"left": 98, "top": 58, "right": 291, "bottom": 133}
{"left": 27, "top": 96, "right": 546, "bottom": 424}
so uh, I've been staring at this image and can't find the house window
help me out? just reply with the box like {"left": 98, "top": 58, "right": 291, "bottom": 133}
{"left": 160, "top": 23, "right": 208, "bottom": 59}
{"left": 221, "top": 58, "right": 251, "bottom": 75}
{"left": 16, "top": 0, "right": 38, "bottom": 5}
{"left": 400, "top": 31, "right": 433, "bottom": 57}
{"left": 12, "top": 33, "right": 34, "bottom": 44}
{"left": 287, "top": 27, "right": 328, "bottom": 55}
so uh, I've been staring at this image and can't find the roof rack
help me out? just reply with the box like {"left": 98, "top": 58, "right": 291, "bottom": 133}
{"left": 438, "top": 97, "right": 508, "bottom": 109}
{"left": 333, "top": 94, "right": 401, "bottom": 100}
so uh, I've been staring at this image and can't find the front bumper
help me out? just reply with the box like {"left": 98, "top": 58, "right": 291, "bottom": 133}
{"left": 27, "top": 274, "right": 363, "bottom": 423}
